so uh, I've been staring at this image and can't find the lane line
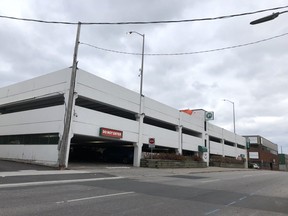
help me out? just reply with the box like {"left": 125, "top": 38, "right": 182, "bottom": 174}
{"left": 226, "top": 201, "right": 236, "bottom": 206}
{"left": 239, "top": 196, "right": 247, "bottom": 201}
{"left": 205, "top": 209, "right": 220, "bottom": 215}
{"left": 201, "top": 179, "right": 220, "bottom": 183}
{"left": 205, "top": 195, "right": 248, "bottom": 215}
{"left": 0, "top": 176, "right": 123, "bottom": 189}
{"left": 58, "top": 191, "right": 135, "bottom": 204}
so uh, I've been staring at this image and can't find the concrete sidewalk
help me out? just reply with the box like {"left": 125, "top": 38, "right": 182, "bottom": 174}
{"left": 0, "top": 159, "right": 253, "bottom": 178}
{"left": 68, "top": 163, "right": 253, "bottom": 178}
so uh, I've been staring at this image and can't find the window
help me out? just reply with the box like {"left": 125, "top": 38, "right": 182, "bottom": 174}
{"left": 0, "top": 133, "right": 59, "bottom": 145}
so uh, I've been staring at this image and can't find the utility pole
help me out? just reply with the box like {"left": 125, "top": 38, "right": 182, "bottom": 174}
{"left": 58, "top": 22, "right": 81, "bottom": 169}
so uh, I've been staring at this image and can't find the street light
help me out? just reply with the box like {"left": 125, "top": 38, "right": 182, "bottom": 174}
{"left": 128, "top": 31, "right": 145, "bottom": 167}
{"left": 250, "top": 10, "right": 288, "bottom": 25}
{"left": 128, "top": 31, "right": 145, "bottom": 102}
{"left": 223, "top": 99, "right": 236, "bottom": 134}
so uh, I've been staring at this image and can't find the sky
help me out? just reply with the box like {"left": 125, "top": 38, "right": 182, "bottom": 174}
{"left": 0, "top": 0, "right": 287, "bottom": 153}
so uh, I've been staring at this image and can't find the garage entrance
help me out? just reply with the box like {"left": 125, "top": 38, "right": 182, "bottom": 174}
{"left": 68, "top": 135, "right": 134, "bottom": 166}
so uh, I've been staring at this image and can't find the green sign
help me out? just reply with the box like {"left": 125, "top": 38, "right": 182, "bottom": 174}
{"left": 246, "top": 138, "right": 250, "bottom": 149}
{"left": 198, "top": 145, "right": 207, "bottom": 153}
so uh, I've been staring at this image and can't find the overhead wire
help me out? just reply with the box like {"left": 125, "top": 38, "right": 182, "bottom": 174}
{"left": 0, "top": 5, "right": 288, "bottom": 25}
{"left": 80, "top": 32, "right": 288, "bottom": 56}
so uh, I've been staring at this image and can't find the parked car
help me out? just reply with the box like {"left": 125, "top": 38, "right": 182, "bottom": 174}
{"left": 248, "top": 163, "right": 260, "bottom": 169}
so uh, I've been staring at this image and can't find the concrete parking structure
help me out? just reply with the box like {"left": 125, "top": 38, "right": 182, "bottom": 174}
{"left": 0, "top": 68, "right": 247, "bottom": 168}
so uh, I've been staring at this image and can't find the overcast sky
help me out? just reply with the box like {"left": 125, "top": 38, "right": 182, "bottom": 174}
{"left": 0, "top": 0, "right": 287, "bottom": 153}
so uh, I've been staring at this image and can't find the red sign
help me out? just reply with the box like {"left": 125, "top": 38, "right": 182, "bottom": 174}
{"left": 149, "top": 138, "right": 155, "bottom": 144}
{"left": 100, "top": 128, "right": 123, "bottom": 139}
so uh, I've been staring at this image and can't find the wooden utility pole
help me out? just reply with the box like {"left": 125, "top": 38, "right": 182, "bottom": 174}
{"left": 58, "top": 22, "right": 81, "bottom": 169}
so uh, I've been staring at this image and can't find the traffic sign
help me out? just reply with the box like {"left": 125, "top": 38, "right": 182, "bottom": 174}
{"left": 149, "top": 138, "right": 155, "bottom": 145}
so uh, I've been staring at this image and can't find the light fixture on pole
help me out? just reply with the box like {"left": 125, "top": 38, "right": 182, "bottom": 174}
{"left": 223, "top": 99, "right": 236, "bottom": 134}
{"left": 250, "top": 10, "right": 288, "bottom": 25}
{"left": 128, "top": 31, "right": 145, "bottom": 167}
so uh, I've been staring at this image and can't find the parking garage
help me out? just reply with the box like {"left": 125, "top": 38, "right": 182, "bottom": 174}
{"left": 0, "top": 68, "right": 247, "bottom": 168}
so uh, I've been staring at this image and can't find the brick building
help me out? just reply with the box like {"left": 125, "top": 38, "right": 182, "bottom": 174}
{"left": 244, "top": 135, "right": 279, "bottom": 170}
{"left": 279, "top": 154, "right": 288, "bottom": 171}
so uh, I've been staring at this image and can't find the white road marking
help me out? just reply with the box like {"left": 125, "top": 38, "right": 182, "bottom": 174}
{"left": 239, "top": 196, "right": 247, "bottom": 201}
{"left": 0, "top": 176, "right": 123, "bottom": 188}
{"left": 205, "top": 195, "right": 248, "bottom": 215}
{"left": 201, "top": 179, "right": 220, "bottom": 183}
{"left": 57, "top": 191, "right": 135, "bottom": 204}
{"left": 205, "top": 209, "right": 220, "bottom": 215}
{"left": 226, "top": 201, "right": 236, "bottom": 206}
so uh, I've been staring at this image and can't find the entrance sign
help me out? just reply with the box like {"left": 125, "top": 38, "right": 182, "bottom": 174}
{"left": 99, "top": 127, "right": 123, "bottom": 139}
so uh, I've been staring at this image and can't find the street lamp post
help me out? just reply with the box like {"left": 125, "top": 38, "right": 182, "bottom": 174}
{"left": 223, "top": 99, "right": 236, "bottom": 134}
{"left": 128, "top": 31, "right": 145, "bottom": 167}
{"left": 128, "top": 31, "right": 145, "bottom": 107}
{"left": 249, "top": 10, "right": 287, "bottom": 167}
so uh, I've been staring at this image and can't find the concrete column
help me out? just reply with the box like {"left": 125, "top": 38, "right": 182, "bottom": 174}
{"left": 133, "top": 142, "right": 143, "bottom": 167}
{"left": 206, "top": 135, "right": 210, "bottom": 167}
{"left": 176, "top": 125, "right": 183, "bottom": 155}
{"left": 222, "top": 138, "right": 225, "bottom": 157}
{"left": 205, "top": 121, "right": 210, "bottom": 167}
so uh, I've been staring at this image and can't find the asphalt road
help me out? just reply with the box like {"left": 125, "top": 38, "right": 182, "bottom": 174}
{"left": 0, "top": 163, "right": 288, "bottom": 215}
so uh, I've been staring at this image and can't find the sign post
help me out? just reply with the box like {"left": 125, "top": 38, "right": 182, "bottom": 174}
{"left": 149, "top": 138, "right": 155, "bottom": 159}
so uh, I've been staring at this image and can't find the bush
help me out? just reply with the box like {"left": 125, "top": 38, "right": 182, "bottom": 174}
{"left": 210, "top": 155, "right": 245, "bottom": 164}
{"left": 143, "top": 152, "right": 203, "bottom": 162}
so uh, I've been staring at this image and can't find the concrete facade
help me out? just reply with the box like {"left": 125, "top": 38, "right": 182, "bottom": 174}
{"left": 0, "top": 68, "right": 247, "bottom": 167}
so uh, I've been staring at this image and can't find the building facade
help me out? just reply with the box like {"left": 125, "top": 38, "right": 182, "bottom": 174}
{"left": 245, "top": 135, "right": 279, "bottom": 170}
{"left": 279, "top": 154, "right": 288, "bottom": 171}
{"left": 0, "top": 68, "right": 247, "bottom": 168}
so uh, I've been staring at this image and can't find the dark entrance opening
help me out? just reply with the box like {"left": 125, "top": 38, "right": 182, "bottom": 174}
{"left": 68, "top": 135, "right": 134, "bottom": 166}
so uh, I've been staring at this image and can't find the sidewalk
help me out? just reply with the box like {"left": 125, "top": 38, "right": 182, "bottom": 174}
{"left": 0, "top": 159, "right": 252, "bottom": 178}
{"left": 68, "top": 163, "right": 252, "bottom": 178}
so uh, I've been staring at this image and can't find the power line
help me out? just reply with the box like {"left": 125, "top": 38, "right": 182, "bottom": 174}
{"left": 0, "top": 5, "right": 288, "bottom": 25}
{"left": 80, "top": 32, "right": 288, "bottom": 56}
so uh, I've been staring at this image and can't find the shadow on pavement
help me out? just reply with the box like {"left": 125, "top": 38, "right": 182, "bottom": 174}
{"left": 0, "top": 160, "right": 56, "bottom": 172}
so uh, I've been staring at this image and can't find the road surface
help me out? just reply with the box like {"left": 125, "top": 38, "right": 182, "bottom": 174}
{"left": 0, "top": 164, "right": 288, "bottom": 215}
